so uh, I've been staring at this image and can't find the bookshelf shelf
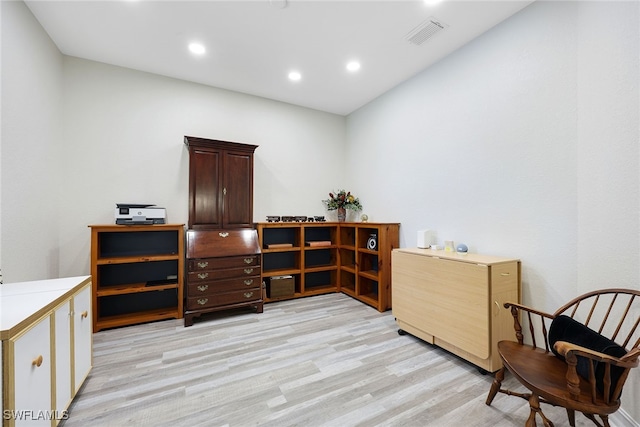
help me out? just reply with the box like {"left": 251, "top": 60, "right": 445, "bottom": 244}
{"left": 256, "top": 222, "right": 399, "bottom": 311}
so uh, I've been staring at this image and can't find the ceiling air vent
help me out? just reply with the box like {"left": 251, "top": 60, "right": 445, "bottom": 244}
{"left": 405, "top": 17, "right": 448, "bottom": 45}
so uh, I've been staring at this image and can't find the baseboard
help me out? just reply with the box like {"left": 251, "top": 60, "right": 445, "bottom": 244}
{"left": 611, "top": 409, "right": 640, "bottom": 427}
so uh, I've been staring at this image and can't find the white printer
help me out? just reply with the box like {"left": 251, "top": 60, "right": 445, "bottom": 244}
{"left": 115, "top": 204, "right": 166, "bottom": 225}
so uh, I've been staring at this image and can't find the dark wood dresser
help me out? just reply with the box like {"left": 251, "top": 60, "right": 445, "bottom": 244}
{"left": 184, "top": 229, "right": 262, "bottom": 327}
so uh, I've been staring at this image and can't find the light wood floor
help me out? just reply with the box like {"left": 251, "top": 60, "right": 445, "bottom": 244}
{"left": 62, "top": 293, "right": 595, "bottom": 427}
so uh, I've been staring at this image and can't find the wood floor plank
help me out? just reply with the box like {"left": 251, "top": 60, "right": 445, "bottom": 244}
{"left": 61, "top": 293, "right": 595, "bottom": 426}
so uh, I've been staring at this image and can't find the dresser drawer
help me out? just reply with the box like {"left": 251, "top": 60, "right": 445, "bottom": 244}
{"left": 187, "top": 266, "right": 260, "bottom": 283}
{"left": 186, "top": 288, "right": 261, "bottom": 310}
{"left": 187, "top": 277, "right": 260, "bottom": 296}
{"left": 188, "top": 255, "right": 260, "bottom": 271}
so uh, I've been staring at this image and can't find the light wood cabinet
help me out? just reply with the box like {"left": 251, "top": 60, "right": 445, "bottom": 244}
{"left": 184, "top": 136, "right": 258, "bottom": 230}
{"left": 392, "top": 248, "right": 520, "bottom": 372}
{"left": 89, "top": 224, "right": 184, "bottom": 332}
{"left": 1, "top": 276, "right": 92, "bottom": 427}
{"left": 256, "top": 222, "right": 399, "bottom": 312}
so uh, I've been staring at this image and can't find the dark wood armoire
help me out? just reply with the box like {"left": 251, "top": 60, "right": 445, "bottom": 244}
{"left": 183, "top": 136, "right": 262, "bottom": 326}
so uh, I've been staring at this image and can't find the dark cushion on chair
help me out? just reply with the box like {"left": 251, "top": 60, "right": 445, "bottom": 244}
{"left": 549, "top": 315, "right": 627, "bottom": 399}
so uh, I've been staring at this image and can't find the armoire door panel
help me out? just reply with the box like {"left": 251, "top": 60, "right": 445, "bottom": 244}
{"left": 190, "top": 149, "right": 222, "bottom": 228}
{"left": 224, "top": 151, "right": 253, "bottom": 228}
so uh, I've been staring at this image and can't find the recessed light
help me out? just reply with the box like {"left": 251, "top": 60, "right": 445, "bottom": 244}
{"left": 188, "top": 42, "right": 206, "bottom": 55}
{"left": 424, "top": 0, "right": 444, "bottom": 6}
{"left": 346, "top": 61, "right": 361, "bottom": 72}
{"left": 288, "top": 71, "right": 302, "bottom": 81}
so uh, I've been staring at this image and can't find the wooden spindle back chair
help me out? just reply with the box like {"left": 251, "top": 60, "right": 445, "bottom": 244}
{"left": 485, "top": 288, "right": 640, "bottom": 427}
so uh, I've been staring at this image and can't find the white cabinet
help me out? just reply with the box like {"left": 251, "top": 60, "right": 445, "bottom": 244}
{"left": 71, "top": 285, "right": 92, "bottom": 394}
{"left": 392, "top": 248, "right": 520, "bottom": 373}
{"left": 52, "top": 284, "right": 92, "bottom": 417}
{"left": 12, "top": 317, "right": 52, "bottom": 427}
{"left": 1, "top": 276, "right": 92, "bottom": 427}
{"left": 54, "top": 300, "right": 72, "bottom": 417}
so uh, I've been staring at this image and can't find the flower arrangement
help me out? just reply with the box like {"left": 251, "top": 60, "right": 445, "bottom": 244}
{"left": 323, "top": 189, "right": 363, "bottom": 211}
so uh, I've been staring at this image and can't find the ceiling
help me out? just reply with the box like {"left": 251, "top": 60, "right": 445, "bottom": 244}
{"left": 24, "top": 0, "right": 533, "bottom": 116}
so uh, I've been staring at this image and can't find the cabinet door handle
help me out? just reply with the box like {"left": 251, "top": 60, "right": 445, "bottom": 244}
{"left": 500, "top": 272, "right": 510, "bottom": 276}
{"left": 244, "top": 258, "right": 253, "bottom": 264}
{"left": 197, "top": 273, "right": 209, "bottom": 280}
{"left": 243, "top": 292, "right": 254, "bottom": 299}
{"left": 197, "top": 285, "right": 209, "bottom": 292}
{"left": 32, "top": 355, "right": 44, "bottom": 367}
{"left": 81, "top": 310, "right": 88, "bottom": 319}
{"left": 197, "top": 261, "right": 209, "bottom": 269}
{"left": 197, "top": 298, "right": 208, "bottom": 305}
{"left": 219, "top": 232, "right": 229, "bottom": 238}
{"left": 494, "top": 301, "right": 501, "bottom": 316}
{"left": 244, "top": 279, "right": 254, "bottom": 286}
{"left": 244, "top": 268, "right": 254, "bottom": 275}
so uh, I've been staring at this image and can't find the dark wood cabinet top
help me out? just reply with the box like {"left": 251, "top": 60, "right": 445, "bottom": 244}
{"left": 184, "top": 135, "right": 258, "bottom": 153}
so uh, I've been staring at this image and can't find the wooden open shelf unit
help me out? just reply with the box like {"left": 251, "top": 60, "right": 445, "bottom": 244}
{"left": 89, "top": 224, "right": 184, "bottom": 332}
{"left": 256, "top": 222, "right": 399, "bottom": 311}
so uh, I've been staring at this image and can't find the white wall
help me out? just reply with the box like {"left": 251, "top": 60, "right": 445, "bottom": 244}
{"left": 575, "top": 3, "right": 640, "bottom": 423}
{"left": 58, "top": 57, "right": 346, "bottom": 277}
{"left": 2, "top": 1, "right": 346, "bottom": 283}
{"left": 346, "top": 1, "right": 639, "bottom": 422}
{"left": 2, "top": 0, "right": 639, "bottom": 422}
{"left": 1, "top": 0, "right": 64, "bottom": 283}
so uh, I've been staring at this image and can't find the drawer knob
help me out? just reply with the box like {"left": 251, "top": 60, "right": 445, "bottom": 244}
{"left": 244, "top": 258, "right": 253, "bottom": 264}
{"left": 244, "top": 279, "right": 254, "bottom": 286}
{"left": 244, "top": 292, "right": 254, "bottom": 299}
{"left": 197, "top": 261, "right": 209, "bottom": 269}
{"left": 81, "top": 310, "right": 88, "bottom": 319}
{"left": 219, "top": 232, "right": 229, "bottom": 238}
{"left": 32, "top": 355, "right": 44, "bottom": 367}
{"left": 197, "top": 298, "right": 208, "bottom": 305}
{"left": 244, "top": 268, "right": 254, "bottom": 275}
{"left": 197, "top": 272, "right": 209, "bottom": 280}
{"left": 197, "top": 284, "right": 209, "bottom": 292}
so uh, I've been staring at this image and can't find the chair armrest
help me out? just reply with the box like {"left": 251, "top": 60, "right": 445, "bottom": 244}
{"left": 553, "top": 341, "right": 639, "bottom": 403}
{"left": 553, "top": 341, "right": 636, "bottom": 368}
{"left": 620, "top": 347, "right": 640, "bottom": 363}
{"left": 503, "top": 301, "right": 555, "bottom": 347}
{"left": 504, "top": 301, "right": 555, "bottom": 319}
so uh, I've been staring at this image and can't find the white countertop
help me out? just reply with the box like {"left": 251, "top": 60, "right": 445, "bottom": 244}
{"left": 0, "top": 276, "right": 91, "bottom": 339}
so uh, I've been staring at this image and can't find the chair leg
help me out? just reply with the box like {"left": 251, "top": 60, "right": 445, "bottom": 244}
{"left": 526, "top": 396, "right": 538, "bottom": 427}
{"left": 565, "top": 408, "right": 575, "bottom": 427}
{"left": 527, "top": 394, "right": 555, "bottom": 427}
{"left": 600, "top": 414, "right": 610, "bottom": 427}
{"left": 485, "top": 366, "right": 505, "bottom": 406}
